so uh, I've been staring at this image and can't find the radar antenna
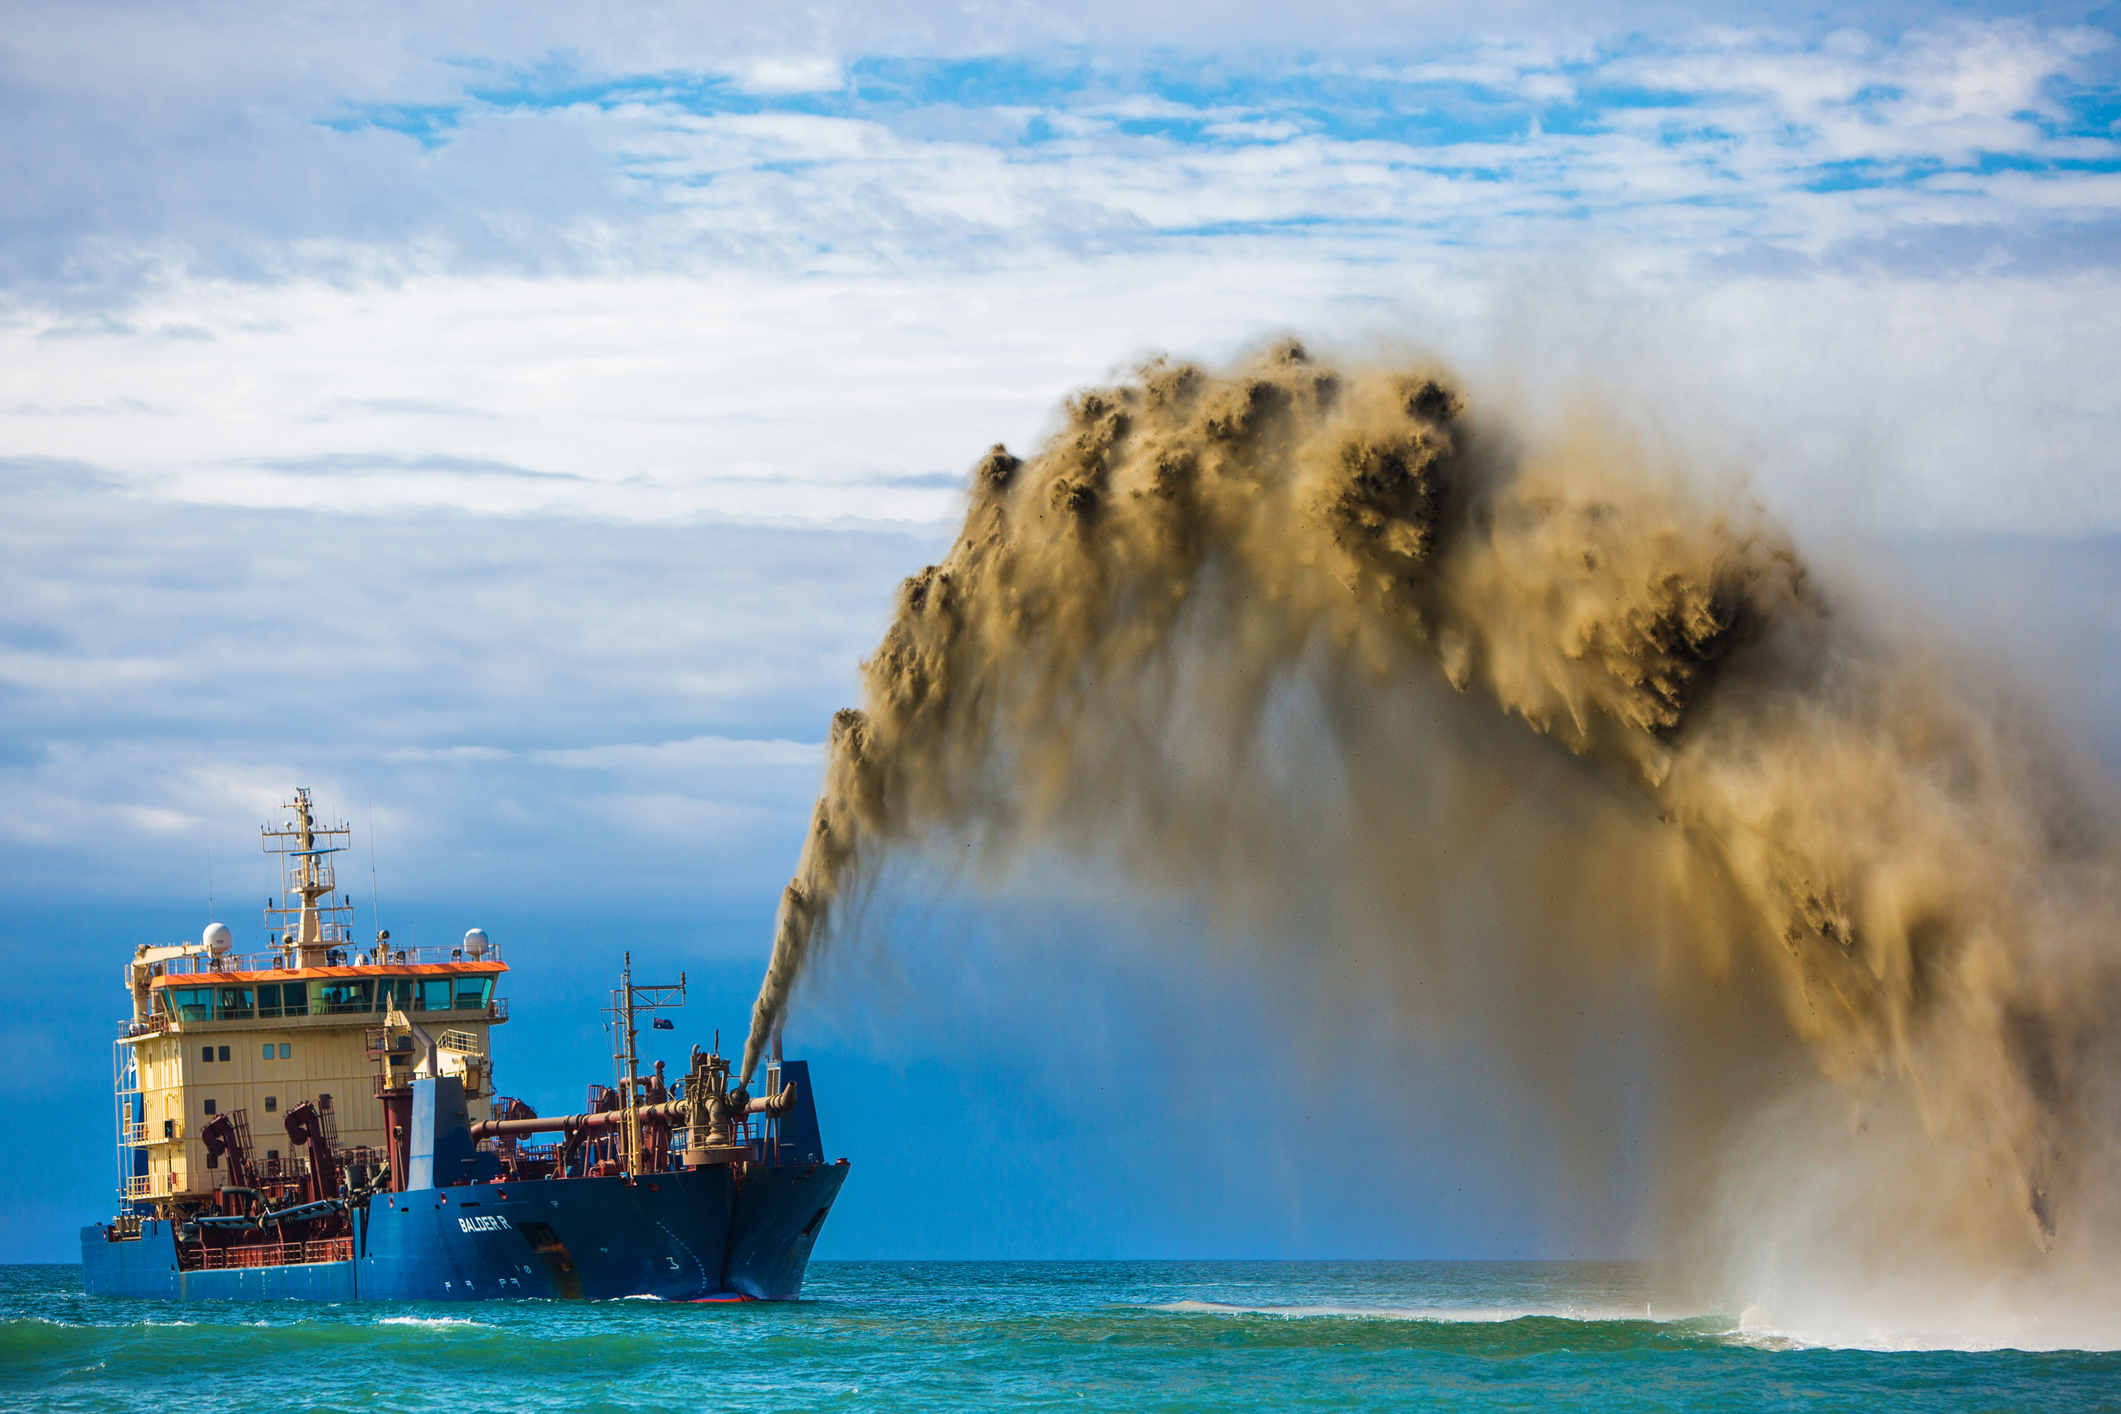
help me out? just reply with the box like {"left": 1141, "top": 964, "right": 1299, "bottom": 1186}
{"left": 260, "top": 787, "right": 355, "bottom": 967}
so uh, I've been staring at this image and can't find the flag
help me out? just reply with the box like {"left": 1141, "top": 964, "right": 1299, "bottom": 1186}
{"left": 652, "top": 1017, "right": 674, "bottom": 1030}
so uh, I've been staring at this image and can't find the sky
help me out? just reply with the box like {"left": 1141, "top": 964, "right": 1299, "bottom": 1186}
{"left": 4, "top": 0, "right": 2121, "bottom": 1262}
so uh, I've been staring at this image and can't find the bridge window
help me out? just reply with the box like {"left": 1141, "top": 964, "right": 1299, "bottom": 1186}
{"left": 319, "top": 979, "right": 374, "bottom": 1014}
{"left": 166, "top": 987, "right": 214, "bottom": 1022}
{"left": 418, "top": 978, "right": 456, "bottom": 1011}
{"left": 377, "top": 977, "right": 418, "bottom": 1012}
{"left": 456, "top": 978, "right": 493, "bottom": 1009}
{"left": 257, "top": 981, "right": 309, "bottom": 1018}
{"left": 215, "top": 986, "right": 254, "bottom": 1020}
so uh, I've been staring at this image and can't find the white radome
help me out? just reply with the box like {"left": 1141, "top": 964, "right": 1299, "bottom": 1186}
{"left": 203, "top": 921, "right": 233, "bottom": 956}
{"left": 463, "top": 927, "right": 489, "bottom": 958}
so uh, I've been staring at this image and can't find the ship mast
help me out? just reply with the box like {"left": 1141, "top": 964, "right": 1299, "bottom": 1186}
{"left": 261, "top": 787, "right": 355, "bottom": 967}
{"left": 606, "top": 953, "right": 685, "bottom": 1176}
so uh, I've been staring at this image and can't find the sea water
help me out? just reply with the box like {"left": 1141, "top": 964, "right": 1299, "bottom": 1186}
{"left": 2, "top": 1261, "right": 2114, "bottom": 1411}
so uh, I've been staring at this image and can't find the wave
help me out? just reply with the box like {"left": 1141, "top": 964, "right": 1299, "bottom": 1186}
{"left": 1728, "top": 1307, "right": 2121, "bottom": 1355}
{"left": 1144, "top": 1299, "right": 1664, "bottom": 1324}
{"left": 1143, "top": 1298, "right": 2121, "bottom": 1354}
{"left": 1086, "top": 1300, "right": 1743, "bottom": 1361}
{"left": 374, "top": 1315, "right": 495, "bottom": 1329}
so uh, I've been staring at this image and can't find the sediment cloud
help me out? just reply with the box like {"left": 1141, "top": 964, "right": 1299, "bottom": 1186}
{"left": 744, "top": 341, "right": 2120, "bottom": 1327}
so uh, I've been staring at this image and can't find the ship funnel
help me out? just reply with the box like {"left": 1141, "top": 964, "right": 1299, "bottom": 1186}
{"left": 463, "top": 927, "right": 489, "bottom": 959}
{"left": 203, "top": 922, "right": 233, "bottom": 958}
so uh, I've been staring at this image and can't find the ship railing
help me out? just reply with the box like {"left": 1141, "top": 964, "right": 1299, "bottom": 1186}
{"left": 365, "top": 1027, "right": 419, "bottom": 1062}
{"left": 118, "top": 1121, "right": 149, "bottom": 1147}
{"left": 259, "top": 1152, "right": 313, "bottom": 1182}
{"left": 480, "top": 1138, "right": 562, "bottom": 1167}
{"left": 339, "top": 1144, "right": 386, "bottom": 1188}
{"left": 157, "top": 943, "right": 503, "bottom": 976}
{"left": 182, "top": 1236, "right": 354, "bottom": 1271}
{"left": 486, "top": 997, "right": 509, "bottom": 1023}
{"left": 119, "top": 1175, "right": 154, "bottom": 1201}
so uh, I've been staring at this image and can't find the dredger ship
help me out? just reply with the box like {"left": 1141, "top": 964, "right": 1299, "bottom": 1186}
{"left": 80, "top": 789, "right": 849, "bottom": 1301}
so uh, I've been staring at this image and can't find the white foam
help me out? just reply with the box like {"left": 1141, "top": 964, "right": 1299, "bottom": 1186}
{"left": 1156, "top": 1296, "right": 2121, "bottom": 1352}
{"left": 375, "top": 1315, "right": 493, "bottom": 1330}
{"left": 1144, "top": 1299, "right": 1654, "bottom": 1323}
{"left": 1726, "top": 1305, "right": 2121, "bottom": 1354}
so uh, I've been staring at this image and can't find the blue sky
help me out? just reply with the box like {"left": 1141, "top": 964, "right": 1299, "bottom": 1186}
{"left": 4, "top": 1, "right": 2121, "bottom": 1262}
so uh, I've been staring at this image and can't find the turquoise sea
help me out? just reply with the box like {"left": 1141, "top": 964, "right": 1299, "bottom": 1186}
{"left": 3, "top": 1261, "right": 2115, "bottom": 1411}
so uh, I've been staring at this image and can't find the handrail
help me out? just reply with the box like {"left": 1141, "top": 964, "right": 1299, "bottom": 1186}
{"left": 181, "top": 1236, "right": 353, "bottom": 1271}
{"left": 259, "top": 1152, "right": 313, "bottom": 1181}
{"left": 154, "top": 944, "right": 504, "bottom": 977}
{"left": 167, "top": 991, "right": 501, "bottom": 1024}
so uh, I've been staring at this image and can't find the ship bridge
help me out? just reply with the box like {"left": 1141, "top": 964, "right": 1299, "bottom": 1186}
{"left": 148, "top": 947, "right": 506, "bottom": 1025}
{"left": 113, "top": 789, "right": 509, "bottom": 1207}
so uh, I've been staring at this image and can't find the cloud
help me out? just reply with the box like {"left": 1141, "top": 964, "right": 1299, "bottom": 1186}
{"left": 8, "top": 250, "right": 2121, "bottom": 540}
{"left": 1, "top": 16, "right": 2113, "bottom": 311}
{"left": 0, "top": 454, "right": 123, "bottom": 489}
{"left": 732, "top": 55, "right": 847, "bottom": 95}
{"left": 537, "top": 736, "right": 824, "bottom": 769}
{"left": 4, "top": 2, "right": 2120, "bottom": 919}
{"left": 250, "top": 453, "right": 583, "bottom": 481}
{"left": 0, "top": 471, "right": 939, "bottom": 907}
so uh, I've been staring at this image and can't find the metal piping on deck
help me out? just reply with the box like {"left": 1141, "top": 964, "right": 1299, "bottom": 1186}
{"left": 471, "top": 1102, "right": 678, "bottom": 1139}
{"left": 467, "top": 1084, "right": 796, "bottom": 1140}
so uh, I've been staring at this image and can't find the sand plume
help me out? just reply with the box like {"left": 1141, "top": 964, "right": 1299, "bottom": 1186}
{"left": 743, "top": 341, "right": 2121, "bottom": 1328}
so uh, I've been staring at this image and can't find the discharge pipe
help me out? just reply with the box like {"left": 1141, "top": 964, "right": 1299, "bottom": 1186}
{"left": 468, "top": 1085, "right": 794, "bottom": 1141}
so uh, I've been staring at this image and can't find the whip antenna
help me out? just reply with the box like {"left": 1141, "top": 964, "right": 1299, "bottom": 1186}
{"left": 368, "top": 799, "right": 382, "bottom": 943}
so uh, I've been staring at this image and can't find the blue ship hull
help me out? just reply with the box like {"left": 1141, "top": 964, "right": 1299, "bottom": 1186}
{"left": 83, "top": 1058, "right": 849, "bottom": 1303}
{"left": 81, "top": 1160, "right": 849, "bottom": 1302}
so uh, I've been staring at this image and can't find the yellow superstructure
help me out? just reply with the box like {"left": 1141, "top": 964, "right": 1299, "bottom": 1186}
{"left": 113, "top": 789, "right": 508, "bottom": 1209}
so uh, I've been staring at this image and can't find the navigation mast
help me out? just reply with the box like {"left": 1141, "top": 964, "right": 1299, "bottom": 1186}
{"left": 261, "top": 787, "right": 356, "bottom": 968}
{"left": 606, "top": 953, "right": 686, "bottom": 1175}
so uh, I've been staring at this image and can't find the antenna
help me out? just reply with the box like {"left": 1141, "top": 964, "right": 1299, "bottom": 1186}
{"left": 206, "top": 841, "right": 215, "bottom": 919}
{"left": 604, "top": 954, "right": 687, "bottom": 1177}
{"left": 368, "top": 800, "right": 381, "bottom": 944}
